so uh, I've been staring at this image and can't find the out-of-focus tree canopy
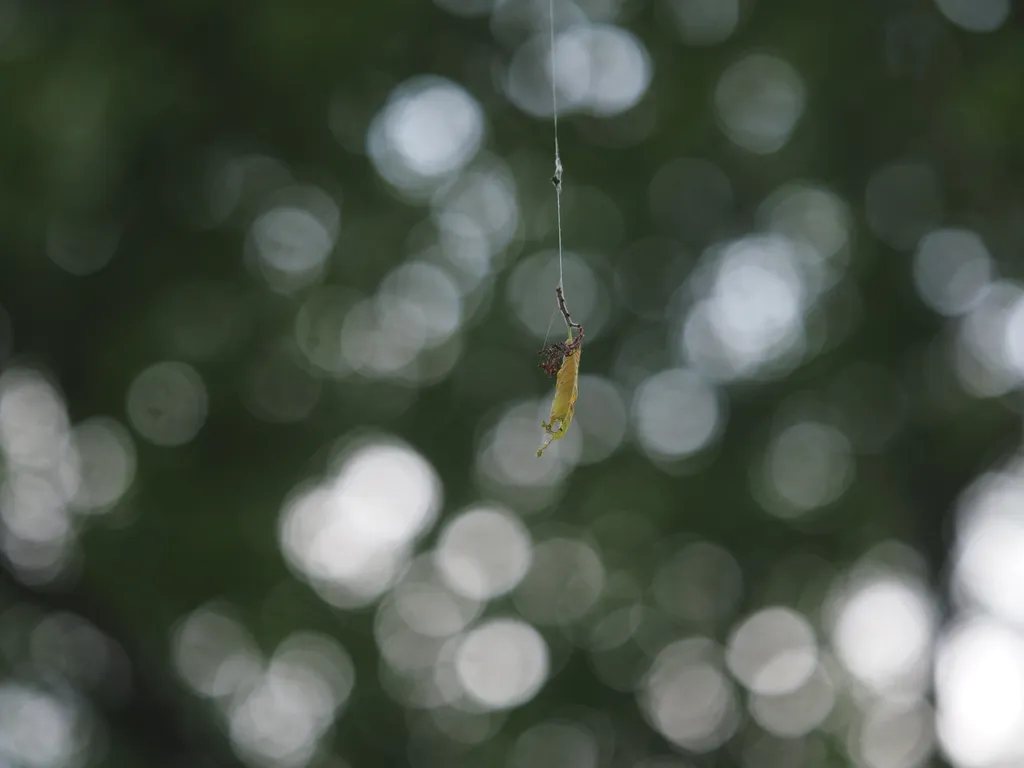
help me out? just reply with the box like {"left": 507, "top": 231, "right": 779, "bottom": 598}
{"left": 1, "top": 0, "right": 1024, "bottom": 766}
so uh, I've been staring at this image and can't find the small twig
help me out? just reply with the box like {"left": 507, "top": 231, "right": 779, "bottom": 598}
{"left": 556, "top": 286, "right": 580, "bottom": 330}
{"left": 537, "top": 287, "right": 583, "bottom": 375}
{"left": 555, "top": 286, "right": 583, "bottom": 351}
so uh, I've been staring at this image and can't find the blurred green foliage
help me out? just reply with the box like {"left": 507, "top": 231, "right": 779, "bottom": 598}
{"left": 1, "top": 1, "right": 1023, "bottom": 767}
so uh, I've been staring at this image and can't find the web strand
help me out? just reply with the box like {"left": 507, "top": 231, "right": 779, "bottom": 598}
{"left": 549, "top": 0, "right": 567, "bottom": 330}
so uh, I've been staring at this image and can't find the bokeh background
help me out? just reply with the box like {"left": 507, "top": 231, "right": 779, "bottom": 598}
{"left": 2, "top": 0, "right": 1024, "bottom": 766}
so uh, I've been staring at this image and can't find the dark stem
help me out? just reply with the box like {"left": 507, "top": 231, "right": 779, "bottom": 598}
{"left": 538, "top": 286, "right": 584, "bottom": 375}
{"left": 555, "top": 286, "right": 583, "bottom": 351}
{"left": 555, "top": 286, "right": 578, "bottom": 329}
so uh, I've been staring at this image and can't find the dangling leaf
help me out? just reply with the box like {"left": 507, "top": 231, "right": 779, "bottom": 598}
{"left": 537, "top": 328, "right": 582, "bottom": 457}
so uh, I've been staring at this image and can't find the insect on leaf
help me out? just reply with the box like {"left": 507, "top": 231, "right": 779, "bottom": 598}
{"left": 537, "top": 328, "right": 582, "bottom": 457}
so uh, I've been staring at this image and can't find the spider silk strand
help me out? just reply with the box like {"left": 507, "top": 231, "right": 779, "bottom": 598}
{"left": 549, "top": 0, "right": 568, "bottom": 331}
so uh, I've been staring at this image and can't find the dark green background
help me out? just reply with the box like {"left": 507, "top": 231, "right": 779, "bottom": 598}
{"left": 1, "top": 0, "right": 1023, "bottom": 766}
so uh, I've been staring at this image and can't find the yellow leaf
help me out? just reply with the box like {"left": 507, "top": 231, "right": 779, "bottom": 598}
{"left": 537, "top": 330, "right": 582, "bottom": 457}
